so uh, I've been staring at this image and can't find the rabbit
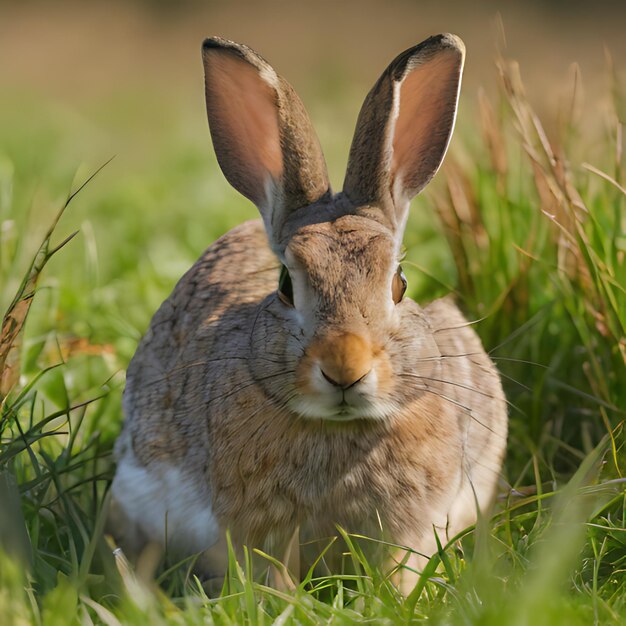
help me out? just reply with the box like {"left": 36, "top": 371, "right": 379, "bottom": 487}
{"left": 109, "top": 33, "right": 508, "bottom": 593}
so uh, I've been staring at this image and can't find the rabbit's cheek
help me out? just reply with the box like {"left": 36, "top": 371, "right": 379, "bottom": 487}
{"left": 293, "top": 351, "right": 321, "bottom": 397}
{"left": 371, "top": 347, "right": 394, "bottom": 396}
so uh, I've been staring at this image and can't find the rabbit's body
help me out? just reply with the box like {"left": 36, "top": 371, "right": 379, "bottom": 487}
{"left": 111, "top": 34, "right": 508, "bottom": 589}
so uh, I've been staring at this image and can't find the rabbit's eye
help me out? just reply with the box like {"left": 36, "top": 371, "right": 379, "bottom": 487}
{"left": 392, "top": 265, "right": 407, "bottom": 304}
{"left": 278, "top": 264, "right": 294, "bottom": 307}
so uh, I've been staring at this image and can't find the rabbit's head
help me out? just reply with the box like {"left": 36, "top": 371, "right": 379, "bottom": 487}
{"left": 202, "top": 35, "right": 464, "bottom": 422}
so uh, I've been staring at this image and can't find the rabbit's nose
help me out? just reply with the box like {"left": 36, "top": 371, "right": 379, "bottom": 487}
{"left": 321, "top": 368, "right": 369, "bottom": 390}
{"left": 318, "top": 332, "right": 373, "bottom": 389}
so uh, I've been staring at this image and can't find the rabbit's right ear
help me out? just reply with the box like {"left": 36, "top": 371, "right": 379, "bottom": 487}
{"left": 343, "top": 34, "right": 465, "bottom": 236}
{"left": 202, "top": 38, "right": 330, "bottom": 255}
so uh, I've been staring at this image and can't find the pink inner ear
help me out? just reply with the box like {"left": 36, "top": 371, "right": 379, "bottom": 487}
{"left": 204, "top": 52, "right": 283, "bottom": 205}
{"left": 391, "top": 49, "right": 461, "bottom": 198}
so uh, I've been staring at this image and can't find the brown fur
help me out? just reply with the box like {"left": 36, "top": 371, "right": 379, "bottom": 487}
{"left": 111, "top": 34, "right": 507, "bottom": 595}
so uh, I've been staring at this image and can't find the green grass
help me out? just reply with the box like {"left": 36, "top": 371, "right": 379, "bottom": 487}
{"left": 0, "top": 56, "right": 625, "bottom": 625}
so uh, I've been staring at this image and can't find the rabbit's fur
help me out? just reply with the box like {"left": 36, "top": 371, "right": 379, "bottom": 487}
{"left": 110, "top": 34, "right": 508, "bottom": 592}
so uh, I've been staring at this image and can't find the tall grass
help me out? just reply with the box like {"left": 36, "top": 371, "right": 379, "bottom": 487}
{"left": 0, "top": 54, "right": 624, "bottom": 624}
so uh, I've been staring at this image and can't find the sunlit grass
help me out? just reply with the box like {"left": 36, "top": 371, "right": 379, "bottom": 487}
{"left": 0, "top": 52, "right": 624, "bottom": 624}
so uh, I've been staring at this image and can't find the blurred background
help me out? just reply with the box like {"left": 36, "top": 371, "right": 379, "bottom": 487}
{"left": 3, "top": 0, "right": 626, "bottom": 103}
{"left": 3, "top": 1, "right": 625, "bottom": 114}
{"left": 0, "top": 0, "right": 625, "bottom": 357}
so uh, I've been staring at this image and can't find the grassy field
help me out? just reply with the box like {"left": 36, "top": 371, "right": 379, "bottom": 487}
{"left": 1, "top": 10, "right": 626, "bottom": 624}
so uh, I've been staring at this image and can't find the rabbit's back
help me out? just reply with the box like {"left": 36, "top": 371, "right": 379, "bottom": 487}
{"left": 119, "top": 218, "right": 275, "bottom": 458}
{"left": 111, "top": 219, "right": 276, "bottom": 555}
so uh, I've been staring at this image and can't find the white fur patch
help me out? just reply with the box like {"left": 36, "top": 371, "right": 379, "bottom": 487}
{"left": 290, "top": 364, "right": 396, "bottom": 421}
{"left": 112, "top": 454, "right": 219, "bottom": 555}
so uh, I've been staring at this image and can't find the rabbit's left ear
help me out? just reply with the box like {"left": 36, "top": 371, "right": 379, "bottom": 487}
{"left": 343, "top": 34, "right": 464, "bottom": 235}
{"left": 202, "top": 38, "right": 330, "bottom": 255}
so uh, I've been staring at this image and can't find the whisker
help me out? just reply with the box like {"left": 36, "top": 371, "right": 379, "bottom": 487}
{"left": 416, "top": 351, "right": 549, "bottom": 373}
{"left": 259, "top": 351, "right": 304, "bottom": 362}
{"left": 206, "top": 371, "right": 296, "bottom": 406}
{"left": 249, "top": 297, "right": 271, "bottom": 345}
{"left": 398, "top": 376, "right": 506, "bottom": 439}
{"left": 432, "top": 315, "right": 492, "bottom": 332}
{"left": 401, "top": 373, "right": 523, "bottom": 417}
{"left": 487, "top": 307, "right": 550, "bottom": 355}
{"left": 463, "top": 453, "right": 507, "bottom": 477}
{"left": 416, "top": 351, "right": 487, "bottom": 362}
{"left": 253, "top": 353, "right": 304, "bottom": 365}
{"left": 489, "top": 356, "right": 548, "bottom": 369}
{"left": 254, "top": 371, "right": 297, "bottom": 383}
{"left": 550, "top": 380, "right": 624, "bottom": 413}
{"left": 431, "top": 357, "right": 619, "bottom": 411}
{"left": 205, "top": 380, "right": 261, "bottom": 405}
{"left": 143, "top": 352, "right": 303, "bottom": 389}
{"left": 141, "top": 357, "right": 247, "bottom": 387}
{"left": 418, "top": 352, "right": 503, "bottom": 378}
{"left": 497, "top": 370, "right": 532, "bottom": 392}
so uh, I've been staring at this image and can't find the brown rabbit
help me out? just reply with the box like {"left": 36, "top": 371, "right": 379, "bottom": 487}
{"left": 110, "top": 34, "right": 508, "bottom": 592}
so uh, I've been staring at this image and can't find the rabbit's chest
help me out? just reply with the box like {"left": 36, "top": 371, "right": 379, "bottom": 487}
{"left": 212, "top": 439, "right": 388, "bottom": 536}
{"left": 209, "top": 409, "right": 461, "bottom": 541}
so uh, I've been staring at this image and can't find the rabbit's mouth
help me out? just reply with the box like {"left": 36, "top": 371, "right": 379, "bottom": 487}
{"left": 289, "top": 394, "right": 392, "bottom": 422}
{"left": 289, "top": 368, "right": 395, "bottom": 422}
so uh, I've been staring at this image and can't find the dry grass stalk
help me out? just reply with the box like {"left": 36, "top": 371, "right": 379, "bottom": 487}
{"left": 496, "top": 58, "right": 626, "bottom": 352}
{"left": 0, "top": 162, "right": 110, "bottom": 398}
{"left": 432, "top": 159, "right": 484, "bottom": 299}
{"left": 479, "top": 88, "right": 508, "bottom": 185}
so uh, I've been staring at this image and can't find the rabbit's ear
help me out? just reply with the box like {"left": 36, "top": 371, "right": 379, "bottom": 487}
{"left": 343, "top": 34, "right": 464, "bottom": 234}
{"left": 202, "top": 38, "right": 330, "bottom": 253}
